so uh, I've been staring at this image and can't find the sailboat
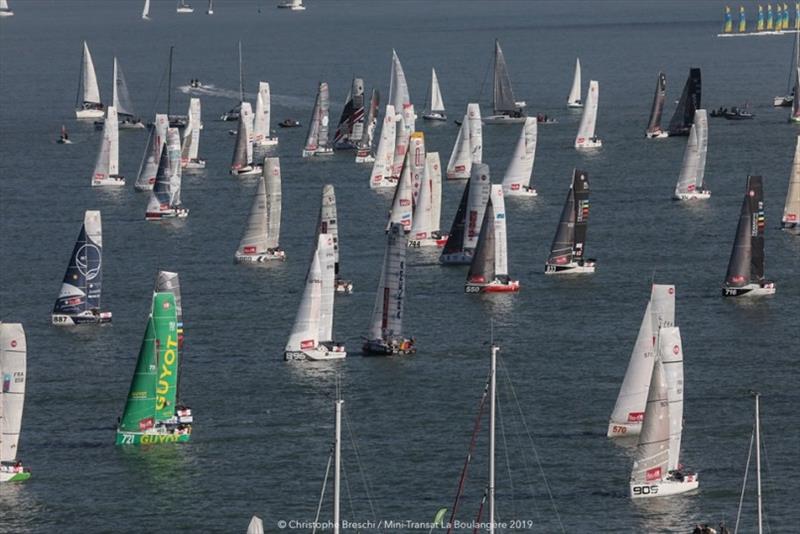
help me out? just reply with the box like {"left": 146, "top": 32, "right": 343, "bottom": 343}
{"left": 440, "top": 163, "right": 491, "bottom": 264}
{"left": 629, "top": 331, "right": 698, "bottom": 499}
{"left": 206, "top": 0, "right": 213, "bottom": 14}
{"left": 484, "top": 40, "right": 526, "bottom": 124}
{"left": 221, "top": 43, "right": 246, "bottom": 122}
{"left": 0, "top": 0, "right": 14, "bottom": 17}
{"left": 574, "top": 80, "right": 601, "bottom": 149}
{"left": 369, "top": 104, "right": 398, "bottom": 188}
{"left": 501, "top": 117, "right": 538, "bottom": 197}
{"left": 91, "top": 106, "right": 125, "bottom": 186}
{"left": 253, "top": 82, "right": 278, "bottom": 147}
{"left": 52, "top": 211, "right": 111, "bottom": 325}
{"left": 154, "top": 271, "right": 184, "bottom": 349}
{"left": 146, "top": 128, "right": 189, "bottom": 220}
{"left": 333, "top": 77, "right": 366, "bottom": 150}
{"left": 446, "top": 103, "right": 482, "bottom": 180}
{"left": 111, "top": 57, "right": 144, "bottom": 129}
{"left": 317, "top": 185, "right": 353, "bottom": 293}
{"left": 667, "top": 68, "right": 702, "bottom": 137}
{"left": 355, "top": 89, "right": 379, "bottom": 163}
{"left": 230, "top": 103, "right": 262, "bottom": 176}
{"left": 176, "top": 0, "right": 194, "bottom": 13}
{"left": 75, "top": 41, "right": 104, "bottom": 119}
{"left": 141, "top": 0, "right": 150, "bottom": 19}
{"left": 389, "top": 50, "right": 415, "bottom": 178}
{"left": 116, "top": 292, "right": 192, "bottom": 445}
{"left": 235, "top": 158, "right": 285, "bottom": 262}
{"left": 386, "top": 132, "right": 423, "bottom": 234}
{"left": 181, "top": 98, "right": 206, "bottom": 169}
{"left": 790, "top": 67, "right": 800, "bottom": 123}
{"left": 0, "top": 323, "right": 29, "bottom": 483}
{"left": 277, "top": 0, "right": 305, "bottom": 10}
{"left": 58, "top": 125, "right": 72, "bottom": 144}
{"left": 722, "top": 176, "right": 776, "bottom": 297}
{"left": 363, "top": 223, "right": 415, "bottom": 355}
{"left": 773, "top": 30, "right": 797, "bottom": 107}
{"left": 673, "top": 109, "right": 710, "bottom": 200}
{"left": 247, "top": 517, "right": 264, "bottom": 534}
{"left": 645, "top": 72, "right": 668, "bottom": 138}
{"left": 465, "top": 184, "right": 519, "bottom": 293}
{"left": 135, "top": 114, "right": 168, "bottom": 191}
{"left": 782, "top": 135, "right": 800, "bottom": 233}
{"left": 567, "top": 58, "right": 583, "bottom": 108}
{"left": 409, "top": 152, "right": 448, "bottom": 248}
{"left": 302, "top": 82, "right": 333, "bottom": 157}
{"left": 285, "top": 234, "right": 346, "bottom": 361}
{"left": 608, "top": 284, "right": 675, "bottom": 438}
{"left": 544, "top": 169, "right": 595, "bottom": 274}
{"left": 423, "top": 68, "right": 447, "bottom": 121}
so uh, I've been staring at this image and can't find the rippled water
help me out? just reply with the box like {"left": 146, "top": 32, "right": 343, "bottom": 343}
{"left": 0, "top": 1, "right": 798, "bottom": 532}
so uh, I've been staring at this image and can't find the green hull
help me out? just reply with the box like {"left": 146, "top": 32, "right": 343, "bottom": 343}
{"left": 1, "top": 471, "right": 31, "bottom": 483}
{"left": 115, "top": 430, "right": 191, "bottom": 446}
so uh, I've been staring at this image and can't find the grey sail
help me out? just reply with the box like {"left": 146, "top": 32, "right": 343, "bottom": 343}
{"left": 493, "top": 40, "right": 520, "bottom": 114}
{"left": 547, "top": 170, "right": 590, "bottom": 265}
{"left": 645, "top": 72, "right": 666, "bottom": 136}
{"left": 304, "top": 82, "right": 331, "bottom": 154}
{"left": 724, "top": 175, "right": 766, "bottom": 287}
{"left": 675, "top": 110, "right": 708, "bottom": 195}
{"left": 231, "top": 111, "right": 249, "bottom": 170}
{"left": 630, "top": 360, "right": 670, "bottom": 485}
{"left": 237, "top": 158, "right": 282, "bottom": 254}
{"left": 368, "top": 223, "right": 407, "bottom": 341}
{"left": 357, "top": 89, "right": 380, "bottom": 156}
{"left": 113, "top": 57, "right": 137, "bottom": 119}
{"left": 441, "top": 181, "right": 470, "bottom": 257}
{"left": 467, "top": 196, "right": 496, "bottom": 284}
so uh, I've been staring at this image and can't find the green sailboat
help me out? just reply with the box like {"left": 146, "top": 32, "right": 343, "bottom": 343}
{"left": 116, "top": 292, "right": 192, "bottom": 445}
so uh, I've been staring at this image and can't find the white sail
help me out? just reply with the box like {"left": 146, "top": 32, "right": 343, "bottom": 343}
{"left": 490, "top": 185, "right": 509, "bottom": 276}
{"left": 427, "top": 152, "right": 443, "bottom": 231}
{"left": 285, "top": 238, "right": 323, "bottom": 353}
{"left": 137, "top": 114, "right": 168, "bottom": 190}
{"left": 386, "top": 133, "right": 420, "bottom": 232}
{"left": 392, "top": 104, "right": 416, "bottom": 177}
{"left": 783, "top": 135, "right": 800, "bottom": 226}
{"left": 317, "top": 234, "right": 336, "bottom": 343}
{"left": 650, "top": 284, "right": 676, "bottom": 332}
{"left": 316, "top": 185, "right": 340, "bottom": 266}
{"left": 166, "top": 128, "right": 183, "bottom": 207}
{"left": 574, "top": 80, "right": 600, "bottom": 148}
{"left": 81, "top": 41, "right": 101, "bottom": 105}
{"left": 262, "top": 158, "right": 281, "bottom": 249}
{"left": 567, "top": 58, "right": 582, "bottom": 107}
{"left": 112, "top": 58, "right": 136, "bottom": 118}
{"left": 465, "top": 164, "right": 492, "bottom": 251}
{"left": 658, "top": 327, "right": 684, "bottom": 472}
{"left": 181, "top": 98, "right": 202, "bottom": 163}
{"left": 388, "top": 50, "right": 411, "bottom": 117}
{"left": 92, "top": 106, "right": 119, "bottom": 183}
{"left": 467, "top": 103, "right": 483, "bottom": 164}
{"left": 446, "top": 114, "right": 471, "bottom": 179}
{"left": 147, "top": 128, "right": 182, "bottom": 214}
{"left": 253, "top": 82, "right": 272, "bottom": 144}
{"left": 501, "top": 117, "right": 537, "bottom": 194}
{"left": 236, "top": 160, "right": 281, "bottom": 256}
{"left": 142, "top": 0, "right": 150, "bottom": 19}
{"left": 0, "top": 323, "right": 26, "bottom": 464}
{"left": 368, "top": 223, "right": 407, "bottom": 341}
{"left": 429, "top": 68, "right": 445, "bottom": 113}
{"left": 241, "top": 102, "right": 255, "bottom": 165}
{"left": 608, "top": 301, "right": 656, "bottom": 435}
{"left": 675, "top": 110, "right": 708, "bottom": 195}
{"left": 630, "top": 360, "right": 670, "bottom": 485}
{"left": 370, "top": 105, "right": 397, "bottom": 188}
{"left": 247, "top": 516, "right": 264, "bottom": 534}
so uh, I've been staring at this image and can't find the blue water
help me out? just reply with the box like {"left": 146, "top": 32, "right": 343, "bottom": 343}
{"left": 0, "top": 1, "right": 798, "bottom": 532}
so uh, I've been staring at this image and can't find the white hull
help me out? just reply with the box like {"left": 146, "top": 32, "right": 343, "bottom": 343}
{"left": 673, "top": 190, "right": 711, "bottom": 200}
{"left": 646, "top": 130, "right": 669, "bottom": 139}
{"left": 176, "top": 7, "right": 194, "bottom": 13}
{"left": 408, "top": 235, "right": 448, "bottom": 248}
{"left": 483, "top": 114, "right": 527, "bottom": 124}
{"left": 183, "top": 159, "right": 206, "bottom": 170}
{"left": 255, "top": 137, "right": 279, "bottom": 147}
{"left": 503, "top": 186, "right": 537, "bottom": 197}
{"left": 722, "top": 282, "right": 776, "bottom": 297}
{"left": 76, "top": 109, "right": 105, "bottom": 119}
{"left": 51, "top": 311, "right": 112, "bottom": 326}
{"left": 607, "top": 420, "right": 642, "bottom": 438}
{"left": 355, "top": 153, "right": 375, "bottom": 164}
{"left": 773, "top": 95, "right": 793, "bottom": 107}
{"left": 302, "top": 148, "right": 333, "bottom": 158}
{"left": 567, "top": 102, "right": 583, "bottom": 109}
{"left": 575, "top": 138, "right": 602, "bottom": 149}
{"left": 423, "top": 113, "right": 447, "bottom": 121}
{"left": 235, "top": 249, "right": 286, "bottom": 263}
{"left": 230, "top": 165, "right": 263, "bottom": 176}
{"left": 335, "top": 279, "right": 353, "bottom": 294}
{"left": 92, "top": 176, "right": 126, "bottom": 187}
{"left": 146, "top": 208, "right": 189, "bottom": 221}
{"left": 545, "top": 260, "right": 596, "bottom": 274}
{"left": 0, "top": 11, "right": 14, "bottom": 17}
{"left": 630, "top": 476, "right": 699, "bottom": 499}
{"left": 790, "top": 115, "right": 800, "bottom": 123}
{"left": 284, "top": 346, "right": 346, "bottom": 361}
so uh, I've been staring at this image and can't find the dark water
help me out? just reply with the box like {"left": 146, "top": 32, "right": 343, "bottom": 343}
{"left": 1, "top": 1, "right": 798, "bottom": 532}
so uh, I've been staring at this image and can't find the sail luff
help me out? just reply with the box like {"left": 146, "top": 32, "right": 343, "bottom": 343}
{"left": 0, "top": 323, "right": 26, "bottom": 463}
{"left": 658, "top": 327, "right": 685, "bottom": 472}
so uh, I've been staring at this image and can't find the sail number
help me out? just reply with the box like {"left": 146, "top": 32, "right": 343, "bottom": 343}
{"left": 52, "top": 316, "right": 69, "bottom": 324}
{"left": 611, "top": 425, "right": 627, "bottom": 434}
{"left": 545, "top": 265, "right": 557, "bottom": 273}
{"left": 465, "top": 285, "right": 481, "bottom": 294}
{"left": 632, "top": 485, "right": 659, "bottom": 496}
{"left": 408, "top": 240, "right": 422, "bottom": 248}
{"left": 119, "top": 433, "right": 134, "bottom": 445}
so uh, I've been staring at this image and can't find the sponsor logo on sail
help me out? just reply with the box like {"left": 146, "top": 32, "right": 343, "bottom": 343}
{"left": 301, "top": 339, "right": 315, "bottom": 349}
{"left": 645, "top": 467, "right": 662, "bottom": 481}
{"left": 156, "top": 336, "right": 178, "bottom": 411}
{"left": 627, "top": 411, "right": 644, "bottom": 422}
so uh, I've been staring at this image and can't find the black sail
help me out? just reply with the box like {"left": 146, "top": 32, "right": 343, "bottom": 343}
{"left": 668, "top": 68, "right": 701, "bottom": 136}
{"left": 725, "top": 175, "right": 766, "bottom": 286}
{"left": 467, "top": 197, "right": 496, "bottom": 283}
{"left": 441, "top": 181, "right": 470, "bottom": 255}
{"left": 548, "top": 170, "right": 590, "bottom": 265}
{"left": 645, "top": 72, "right": 667, "bottom": 135}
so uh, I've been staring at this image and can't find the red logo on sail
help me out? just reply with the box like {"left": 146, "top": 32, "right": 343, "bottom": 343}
{"left": 243, "top": 246, "right": 256, "bottom": 254}
{"left": 10, "top": 340, "right": 17, "bottom": 348}
{"left": 645, "top": 467, "right": 662, "bottom": 481}
{"left": 627, "top": 411, "right": 644, "bottom": 422}
{"left": 673, "top": 345, "right": 680, "bottom": 355}
{"left": 139, "top": 417, "right": 155, "bottom": 431}
{"left": 511, "top": 184, "right": 520, "bottom": 190}
{"left": 300, "top": 339, "right": 315, "bottom": 349}
{"left": 163, "top": 300, "right": 171, "bottom": 309}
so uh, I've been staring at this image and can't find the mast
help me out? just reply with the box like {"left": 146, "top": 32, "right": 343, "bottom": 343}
{"left": 238, "top": 40, "right": 244, "bottom": 103}
{"left": 333, "top": 397, "right": 343, "bottom": 534}
{"left": 754, "top": 391, "right": 762, "bottom": 534}
{"left": 167, "top": 46, "right": 174, "bottom": 117}
{"left": 488, "top": 344, "right": 498, "bottom": 534}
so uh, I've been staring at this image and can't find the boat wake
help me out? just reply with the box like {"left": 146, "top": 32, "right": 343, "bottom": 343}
{"left": 178, "top": 84, "right": 310, "bottom": 107}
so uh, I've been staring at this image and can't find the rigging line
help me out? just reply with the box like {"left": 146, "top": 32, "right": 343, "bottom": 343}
{"left": 495, "top": 392, "right": 517, "bottom": 522}
{"left": 733, "top": 427, "right": 754, "bottom": 534}
{"left": 344, "top": 410, "right": 382, "bottom": 533}
{"left": 759, "top": 422, "right": 773, "bottom": 534}
{"left": 498, "top": 356, "right": 566, "bottom": 534}
{"left": 312, "top": 452, "right": 333, "bottom": 534}
{"left": 477, "top": 48, "right": 492, "bottom": 105}
{"left": 135, "top": 60, "right": 171, "bottom": 180}
{"left": 341, "top": 453, "right": 358, "bottom": 529}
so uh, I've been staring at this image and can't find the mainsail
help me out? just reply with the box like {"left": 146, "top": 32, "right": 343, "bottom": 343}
{"left": 447, "top": 103, "right": 482, "bottom": 179}
{"left": 674, "top": 109, "right": 709, "bottom": 196}
{"left": 547, "top": 170, "right": 590, "bottom": 265}
{"left": 136, "top": 113, "right": 168, "bottom": 190}
{"left": 333, "top": 77, "right": 365, "bottom": 149}
{"left": 493, "top": 40, "right": 520, "bottom": 114}
{"left": 356, "top": 89, "right": 380, "bottom": 161}
{"left": 427, "top": 68, "right": 446, "bottom": 114}
{"left": 467, "top": 184, "right": 509, "bottom": 284}
{"left": 409, "top": 150, "right": 442, "bottom": 241}
{"left": 92, "top": 106, "right": 120, "bottom": 184}
{"left": 78, "top": 41, "right": 101, "bottom": 108}
{"left": 574, "top": 81, "right": 600, "bottom": 148}
{"left": 387, "top": 132, "right": 423, "bottom": 232}
{"left": 427, "top": 152, "right": 443, "bottom": 233}
{"left": 142, "top": 0, "right": 150, "bottom": 19}
{"left": 285, "top": 237, "right": 324, "bottom": 354}
{"left": 724, "top": 176, "right": 766, "bottom": 287}
{"left": 367, "top": 223, "right": 408, "bottom": 342}
{"left": 783, "top": 136, "right": 800, "bottom": 228}
{"left": 658, "top": 327, "right": 684, "bottom": 473}
{"left": 231, "top": 102, "right": 255, "bottom": 171}
{"left": 253, "top": 82, "right": 273, "bottom": 145}
{"left": 237, "top": 158, "right": 282, "bottom": 256}
{"left": 303, "top": 82, "right": 331, "bottom": 156}
{"left": 645, "top": 72, "right": 667, "bottom": 137}
{"left": 370, "top": 104, "right": 397, "bottom": 188}
{"left": 146, "top": 128, "right": 183, "bottom": 216}
{"left": 113, "top": 58, "right": 137, "bottom": 120}
{"left": 501, "top": 117, "right": 537, "bottom": 194}
{"left": 53, "top": 211, "right": 104, "bottom": 317}
{"left": 668, "top": 68, "right": 701, "bottom": 137}
{"left": 630, "top": 360, "right": 670, "bottom": 485}
{"left": 180, "top": 98, "right": 202, "bottom": 165}
{"left": 567, "top": 58, "right": 582, "bottom": 107}
{"left": 388, "top": 51, "right": 414, "bottom": 177}
{"left": 316, "top": 185, "right": 341, "bottom": 274}
{"left": 154, "top": 271, "right": 184, "bottom": 348}
{"left": 0, "top": 323, "right": 27, "bottom": 465}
